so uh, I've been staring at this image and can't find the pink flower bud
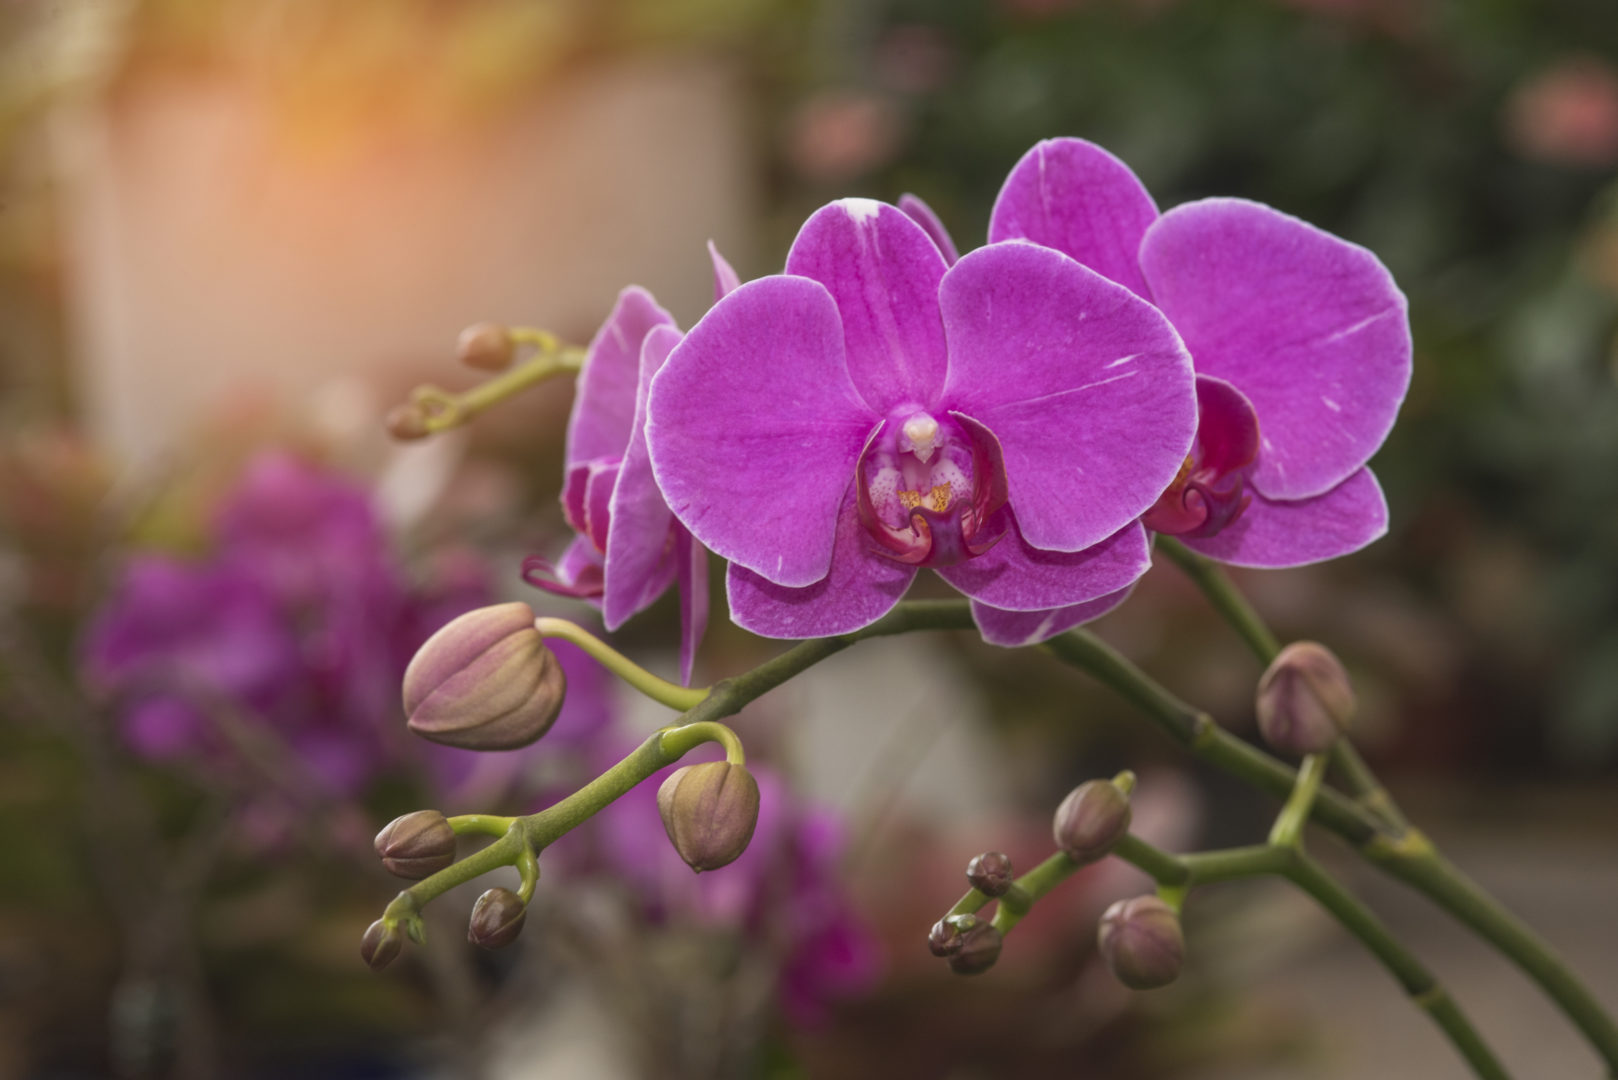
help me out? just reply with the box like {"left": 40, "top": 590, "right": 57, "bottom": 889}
{"left": 468, "top": 887, "right": 527, "bottom": 949}
{"left": 360, "top": 919, "right": 403, "bottom": 971}
{"left": 1052, "top": 779, "right": 1132, "bottom": 864}
{"left": 456, "top": 322, "right": 515, "bottom": 372}
{"left": 403, "top": 602, "right": 565, "bottom": 751}
{"left": 1098, "top": 895, "right": 1184, "bottom": 990}
{"left": 966, "top": 851, "right": 1015, "bottom": 897}
{"left": 656, "top": 761, "right": 760, "bottom": 872}
{"left": 1255, "top": 641, "right": 1355, "bottom": 757}
{"left": 385, "top": 404, "right": 430, "bottom": 441}
{"left": 374, "top": 809, "right": 457, "bottom": 880}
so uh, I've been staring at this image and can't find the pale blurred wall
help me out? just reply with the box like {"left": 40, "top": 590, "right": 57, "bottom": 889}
{"left": 52, "top": 52, "right": 754, "bottom": 466}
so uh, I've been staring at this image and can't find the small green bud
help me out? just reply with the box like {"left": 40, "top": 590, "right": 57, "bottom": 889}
{"left": 456, "top": 322, "right": 515, "bottom": 372}
{"left": 360, "top": 920, "right": 403, "bottom": 970}
{"left": 1098, "top": 895, "right": 1184, "bottom": 990}
{"left": 374, "top": 809, "right": 457, "bottom": 879}
{"left": 385, "top": 404, "right": 431, "bottom": 441}
{"left": 403, "top": 602, "right": 566, "bottom": 751}
{"left": 656, "top": 761, "right": 760, "bottom": 872}
{"left": 1255, "top": 641, "right": 1355, "bottom": 757}
{"left": 947, "top": 917, "right": 1003, "bottom": 976}
{"left": 468, "top": 887, "right": 527, "bottom": 949}
{"left": 1053, "top": 779, "right": 1132, "bottom": 864}
{"left": 965, "top": 851, "right": 1015, "bottom": 898}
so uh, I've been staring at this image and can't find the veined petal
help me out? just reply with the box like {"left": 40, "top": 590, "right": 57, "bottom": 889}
{"left": 647, "top": 275, "right": 877, "bottom": 588}
{"left": 938, "top": 519, "right": 1149, "bottom": 611}
{"left": 708, "top": 240, "right": 741, "bottom": 302}
{"left": 971, "top": 586, "right": 1134, "bottom": 648}
{"left": 988, "top": 138, "right": 1160, "bottom": 300}
{"left": 1140, "top": 198, "right": 1412, "bottom": 500}
{"left": 898, "top": 193, "right": 961, "bottom": 266}
{"left": 940, "top": 241, "right": 1196, "bottom": 553}
{"left": 565, "top": 287, "right": 678, "bottom": 467}
{"left": 603, "top": 324, "right": 685, "bottom": 630}
{"left": 727, "top": 487, "right": 917, "bottom": 639}
{"left": 1180, "top": 467, "right": 1388, "bottom": 568}
{"left": 676, "top": 528, "right": 709, "bottom": 686}
{"left": 786, "top": 198, "right": 950, "bottom": 411}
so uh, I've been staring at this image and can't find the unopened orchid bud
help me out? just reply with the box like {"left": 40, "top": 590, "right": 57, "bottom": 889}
{"left": 1255, "top": 641, "right": 1356, "bottom": 757}
{"left": 656, "top": 761, "right": 760, "bottom": 872}
{"left": 1053, "top": 779, "right": 1133, "bottom": 864}
{"left": 947, "top": 917, "right": 1004, "bottom": 976}
{"left": 403, "top": 602, "right": 566, "bottom": 751}
{"left": 456, "top": 322, "right": 515, "bottom": 372}
{"left": 1098, "top": 895, "right": 1184, "bottom": 990}
{"left": 360, "top": 920, "right": 403, "bottom": 970}
{"left": 374, "top": 810, "right": 457, "bottom": 879}
{"left": 928, "top": 918, "right": 965, "bottom": 957}
{"left": 966, "top": 851, "right": 1015, "bottom": 898}
{"left": 468, "top": 887, "right": 527, "bottom": 949}
{"left": 385, "top": 404, "right": 430, "bottom": 441}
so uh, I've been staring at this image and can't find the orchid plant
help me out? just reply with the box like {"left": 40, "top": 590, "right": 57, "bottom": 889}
{"left": 371, "top": 137, "right": 1615, "bottom": 1080}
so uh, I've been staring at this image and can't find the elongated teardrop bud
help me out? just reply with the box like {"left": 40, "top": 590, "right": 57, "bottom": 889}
{"left": 657, "top": 761, "right": 761, "bottom": 872}
{"left": 1053, "top": 779, "right": 1132, "bottom": 864}
{"left": 403, "top": 602, "right": 566, "bottom": 751}
{"left": 361, "top": 920, "right": 403, "bottom": 970}
{"left": 374, "top": 810, "right": 457, "bottom": 879}
{"left": 1098, "top": 895, "right": 1184, "bottom": 990}
{"left": 1255, "top": 641, "right": 1355, "bottom": 756}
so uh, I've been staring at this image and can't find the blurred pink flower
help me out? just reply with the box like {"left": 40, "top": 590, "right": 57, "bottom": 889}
{"left": 1506, "top": 56, "right": 1618, "bottom": 167}
{"left": 786, "top": 91, "right": 904, "bottom": 183}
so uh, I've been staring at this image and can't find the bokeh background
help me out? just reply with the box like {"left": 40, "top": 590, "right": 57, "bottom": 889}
{"left": 2, "top": 1, "right": 1617, "bottom": 1077}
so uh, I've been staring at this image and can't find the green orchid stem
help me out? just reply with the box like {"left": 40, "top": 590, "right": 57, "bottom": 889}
{"left": 1143, "top": 538, "right": 1616, "bottom": 1069}
{"left": 410, "top": 337, "right": 584, "bottom": 435}
{"left": 534, "top": 617, "right": 710, "bottom": 712}
{"left": 446, "top": 814, "right": 514, "bottom": 838}
{"left": 1111, "top": 835, "right": 1510, "bottom": 1080}
{"left": 1269, "top": 752, "right": 1328, "bottom": 848}
{"left": 659, "top": 720, "right": 745, "bottom": 764}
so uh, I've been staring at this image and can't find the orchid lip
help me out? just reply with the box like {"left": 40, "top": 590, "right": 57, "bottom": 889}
{"left": 856, "top": 408, "right": 1009, "bottom": 569}
{"left": 521, "top": 554, "right": 604, "bottom": 601}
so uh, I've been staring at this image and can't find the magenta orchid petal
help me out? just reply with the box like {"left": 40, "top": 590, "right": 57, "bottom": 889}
{"left": 564, "top": 287, "right": 678, "bottom": 468}
{"left": 726, "top": 488, "right": 917, "bottom": 639}
{"left": 939, "top": 240, "right": 1196, "bottom": 553}
{"left": 1181, "top": 466, "right": 1389, "bottom": 568}
{"left": 970, "top": 584, "right": 1134, "bottom": 647}
{"left": 898, "top": 193, "right": 961, "bottom": 266}
{"left": 708, "top": 239, "right": 741, "bottom": 302}
{"left": 988, "top": 138, "right": 1160, "bottom": 300}
{"left": 647, "top": 274, "right": 877, "bottom": 587}
{"left": 561, "top": 463, "right": 591, "bottom": 536}
{"left": 785, "top": 199, "right": 951, "bottom": 411}
{"left": 582, "top": 460, "right": 619, "bottom": 554}
{"left": 522, "top": 536, "right": 604, "bottom": 600}
{"left": 675, "top": 528, "right": 709, "bottom": 686}
{"left": 603, "top": 324, "right": 685, "bottom": 630}
{"left": 938, "top": 519, "right": 1149, "bottom": 611}
{"left": 1139, "top": 198, "right": 1412, "bottom": 501}
{"left": 1191, "top": 375, "right": 1261, "bottom": 478}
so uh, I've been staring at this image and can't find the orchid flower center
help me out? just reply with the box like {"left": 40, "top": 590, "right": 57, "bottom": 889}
{"left": 856, "top": 407, "right": 1009, "bottom": 568}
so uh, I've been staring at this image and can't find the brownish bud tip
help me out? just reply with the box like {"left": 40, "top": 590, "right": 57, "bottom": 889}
{"left": 468, "top": 887, "right": 527, "bottom": 949}
{"left": 928, "top": 918, "right": 965, "bottom": 957}
{"left": 1098, "top": 895, "right": 1184, "bottom": 990}
{"left": 456, "top": 323, "right": 515, "bottom": 372}
{"left": 403, "top": 602, "right": 566, "bottom": 751}
{"left": 385, "top": 404, "right": 431, "bottom": 441}
{"left": 361, "top": 919, "right": 403, "bottom": 970}
{"left": 947, "top": 918, "right": 1003, "bottom": 976}
{"left": 1053, "top": 779, "right": 1133, "bottom": 864}
{"left": 656, "top": 761, "right": 760, "bottom": 873}
{"left": 1255, "top": 641, "right": 1355, "bottom": 757}
{"left": 374, "top": 809, "right": 457, "bottom": 879}
{"left": 966, "top": 851, "right": 1015, "bottom": 898}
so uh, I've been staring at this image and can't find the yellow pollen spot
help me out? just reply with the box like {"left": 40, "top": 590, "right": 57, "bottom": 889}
{"left": 898, "top": 490, "right": 923, "bottom": 509}
{"left": 930, "top": 484, "right": 952, "bottom": 512}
